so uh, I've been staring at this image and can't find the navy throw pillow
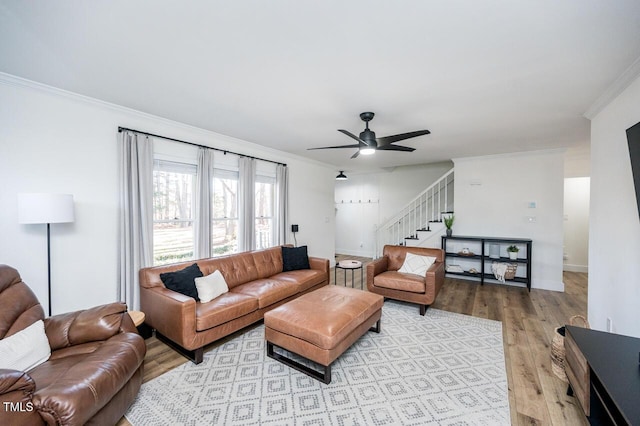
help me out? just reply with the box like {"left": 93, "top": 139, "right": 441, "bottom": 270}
{"left": 282, "top": 246, "right": 310, "bottom": 271}
{"left": 160, "top": 263, "right": 203, "bottom": 301}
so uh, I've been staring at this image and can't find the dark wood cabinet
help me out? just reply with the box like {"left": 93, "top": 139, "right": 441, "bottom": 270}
{"left": 565, "top": 325, "right": 640, "bottom": 425}
{"left": 441, "top": 235, "right": 532, "bottom": 291}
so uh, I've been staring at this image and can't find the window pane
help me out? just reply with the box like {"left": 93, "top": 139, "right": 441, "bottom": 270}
{"left": 153, "top": 168, "right": 195, "bottom": 265}
{"left": 255, "top": 181, "right": 273, "bottom": 218}
{"left": 212, "top": 174, "right": 239, "bottom": 256}
{"left": 255, "top": 217, "right": 273, "bottom": 250}
{"left": 153, "top": 221, "right": 194, "bottom": 265}
{"left": 213, "top": 176, "right": 238, "bottom": 220}
{"left": 255, "top": 180, "right": 274, "bottom": 249}
{"left": 211, "top": 219, "right": 238, "bottom": 256}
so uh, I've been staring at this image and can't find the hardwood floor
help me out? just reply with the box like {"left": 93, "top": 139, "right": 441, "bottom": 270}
{"left": 118, "top": 255, "right": 588, "bottom": 426}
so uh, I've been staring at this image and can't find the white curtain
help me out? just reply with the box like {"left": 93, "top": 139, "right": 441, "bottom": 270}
{"left": 274, "top": 164, "right": 288, "bottom": 245}
{"left": 118, "top": 131, "right": 154, "bottom": 310}
{"left": 195, "top": 147, "right": 214, "bottom": 258}
{"left": 238, "top": 157, "right": 256, "bottom": 251}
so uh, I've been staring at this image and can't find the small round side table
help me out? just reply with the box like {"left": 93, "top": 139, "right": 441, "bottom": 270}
{"left": 128, "top": 310, "right": 152, "bottom": 339}
{"left": 335, "top": 260, "right": 364, "bottom": 289}
{"left": 128, "top": 310, "right": 145, "bottom": 327}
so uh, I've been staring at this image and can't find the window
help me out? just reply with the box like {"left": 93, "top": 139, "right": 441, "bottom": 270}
{"left": 255, "top": 174, "right": 275, "bottom": 250}
{"left": 211, "top": 169, "right": 239, "bottom": 256}
{"left": 152, "top": 160, "right": 196, "bottom": 265}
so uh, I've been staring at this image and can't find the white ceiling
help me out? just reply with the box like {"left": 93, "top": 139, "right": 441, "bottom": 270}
{"left": 2, "top": 1, "right": 640, "bottom": 173}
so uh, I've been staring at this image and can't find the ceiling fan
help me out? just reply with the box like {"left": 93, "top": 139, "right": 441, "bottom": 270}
{"left": 308, "top": 112, "right": 430, "bottom": 159}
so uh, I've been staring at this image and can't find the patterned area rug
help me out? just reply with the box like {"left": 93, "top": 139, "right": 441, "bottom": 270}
{"left": 126, "top": 301, "right": 509, "bottom": 425}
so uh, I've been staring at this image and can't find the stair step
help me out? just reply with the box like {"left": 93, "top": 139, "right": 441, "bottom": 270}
{"left": 376, "top": 168, "right": 454, "bottom": 254}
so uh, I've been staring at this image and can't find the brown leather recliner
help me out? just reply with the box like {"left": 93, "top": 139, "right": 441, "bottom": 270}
{"left": 0, "top": 265, "right": 146, "bottom": 426}
{"left": 367, "top": 245, "right": 445, "bottom": 315}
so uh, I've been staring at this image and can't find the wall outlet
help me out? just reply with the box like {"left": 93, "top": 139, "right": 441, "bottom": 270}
{"left": 291, "top": 224, "right": 298, "bottom": 233}
{"left": 606, "top": 317, "right": 613, "bottom": 332}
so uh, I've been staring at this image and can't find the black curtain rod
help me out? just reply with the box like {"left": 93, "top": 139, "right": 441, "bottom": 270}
{"left": 118, "top": 126, "right": 287, "bottom": 167}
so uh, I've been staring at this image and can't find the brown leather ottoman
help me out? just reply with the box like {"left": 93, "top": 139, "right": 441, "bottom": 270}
{"left": 264, "top": 285, "right": 383, "bottom": 384}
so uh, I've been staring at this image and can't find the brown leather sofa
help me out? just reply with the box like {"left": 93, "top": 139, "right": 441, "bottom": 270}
{"left": 0, "top": 265, "right": 146, "bottom": 426}
{"left": 367, "top": 245, "right": 445, "bottom": 315}
{"left": 139, "top": 246, "right": 330, "bottom": 364}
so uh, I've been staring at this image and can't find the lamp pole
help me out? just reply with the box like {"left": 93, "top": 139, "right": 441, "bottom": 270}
{"left": 18, "top": 193, "right": 75, "bottom": 317}
{"left": 46, "top": 222, "right": 52, "bottom": 316}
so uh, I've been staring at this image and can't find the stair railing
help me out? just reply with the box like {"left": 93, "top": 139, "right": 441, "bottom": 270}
{"left": 375, "top": 168, "right": 454, "bottom": 256}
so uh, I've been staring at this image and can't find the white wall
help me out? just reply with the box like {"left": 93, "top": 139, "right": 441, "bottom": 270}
{"left": 564, "top": 144, "right": 591, "bottom": 178}
{"left": 563, "top": 177, "right": 590, "bottom": 272}
{"left": 453, "top": 150, "right": 565, "bottom": 291}
{"left": 0, "top": 74, "right": 336, "bottom": 315}
{"left": 335, "top": 162, "right": 453, "bottom": 257}
{"left": 589, "top": 73, "right": 640, "bottom": 337}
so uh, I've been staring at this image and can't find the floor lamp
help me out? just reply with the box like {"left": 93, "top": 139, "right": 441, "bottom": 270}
{"left": 18, "top": 193, "right": 75, "bottom": 316}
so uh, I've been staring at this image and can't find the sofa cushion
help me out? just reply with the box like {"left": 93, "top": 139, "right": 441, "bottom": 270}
{"left": 231, "top": 279, "right": 299, "bottom": 309}
{"left": 282, "top": 246, "right": 310, "bottom": 271}
{"left": 199, "top": 253, "right": 259, "bottom": 289}
{"left": 273, "top": 269, "right": 327, "bottom": 292}
{"left": 195, "top": 292, "right": 259, "bottom": 331}
{"left": 383, "top": 245, "right": 445, "bottom": 271}
{"left": 195, "top": 270, "right": 229, "bottom": 303}
{"left": 398, "top": 252, "right": 436, "bottom": 276}
{"left": 374, "top": 271, "right": 426, "bottom": 293}
{"left": 160, "top": 263, "right": 203, "bottom": 300}
{"left": 252, "top": 246, "right": 284, "bottom": 279}
{"left": 0, "top": 319, "right": 50, "bottom": 371}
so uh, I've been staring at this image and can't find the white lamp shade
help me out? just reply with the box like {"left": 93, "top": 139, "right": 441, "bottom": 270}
{"left": 18, "top": 193, "right": 75, "bottom": 224}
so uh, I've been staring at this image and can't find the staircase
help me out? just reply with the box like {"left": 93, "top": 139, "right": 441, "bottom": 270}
{"left": 375, "top": 169, "right": 454, "bottom": 256}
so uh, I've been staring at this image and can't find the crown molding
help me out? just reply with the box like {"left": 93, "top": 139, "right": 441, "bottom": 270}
{"left": 453, "top": 148, "right": 566, "bottom": 164}
{"left": 584, "top": 55, "right": 640, "bottom": 120}
{"left": 0, "top": 72, "right": 333, "bottom": 170}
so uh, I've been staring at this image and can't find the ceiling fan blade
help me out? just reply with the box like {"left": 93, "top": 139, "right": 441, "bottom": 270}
{"left": 338, "top": 129, "right": 366, "bottom": 144}
{"left": 350, "top": 150, "right": 360, "bottom": 159}
{"left": 308, "top": 144, "right": 360, "bottom": 150}
{"left": 377, "top": 130, "right": 430, "bottom": 146}
{"left": 377, "top": 144, "right": 415, "bottom": 152}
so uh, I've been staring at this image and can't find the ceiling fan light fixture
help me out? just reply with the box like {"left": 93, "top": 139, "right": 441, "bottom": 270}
{"left": 336, "top": 171, "right": 348, "bottom": 180}
{"left": 308, "top": 111, "right": 430, "bottom": 159}
{"left": 360, "top": 147, "right": 375, "bottom": 155}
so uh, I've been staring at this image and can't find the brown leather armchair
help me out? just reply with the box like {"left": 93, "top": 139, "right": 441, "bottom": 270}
{"left": 366, "top": 245, "right": 445, "bottom": 315}
{"left": 0, "top": 265, "right": 146, "bottom": 426}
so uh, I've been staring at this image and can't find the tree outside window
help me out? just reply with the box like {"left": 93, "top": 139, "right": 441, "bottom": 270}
{"left": 152, "top": 161, "right": 196, "bottom": 265}
{"left": 211, "top": 173, "right": 238, "bottom": 256}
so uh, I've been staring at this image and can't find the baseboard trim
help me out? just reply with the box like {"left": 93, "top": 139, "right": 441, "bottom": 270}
{"left": 335, "top": 248, "right": 374, "bottom": 258}
{"left": 531, "top": 279, "right": 565, "bottom": 292}
{"left": 563, "top": 264, "right": 588, "bottom": 273}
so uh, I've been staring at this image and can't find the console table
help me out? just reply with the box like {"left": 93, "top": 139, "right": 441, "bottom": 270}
{"left": 441, "top": 235, "right": 532, "bottom": 291}
{"left": 565, "top": 325, "right": 640, "bottom": 425}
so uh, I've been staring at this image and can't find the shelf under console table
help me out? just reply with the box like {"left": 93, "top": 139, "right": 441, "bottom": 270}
{"left": 565, "top": 325, "right": 640, "bottom": 425}
{"left": 441, "top": 235, "right": 532, "bottom": 291}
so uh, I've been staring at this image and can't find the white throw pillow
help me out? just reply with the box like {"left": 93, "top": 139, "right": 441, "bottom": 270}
{"left": 397, "top": 252, "right": 437, "bottom": 276}
{"left": 0, "top": 320, "right": 51, "bottom": 371}
{"left": 195, "top": 270, "right": 229, "bottom": 303}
